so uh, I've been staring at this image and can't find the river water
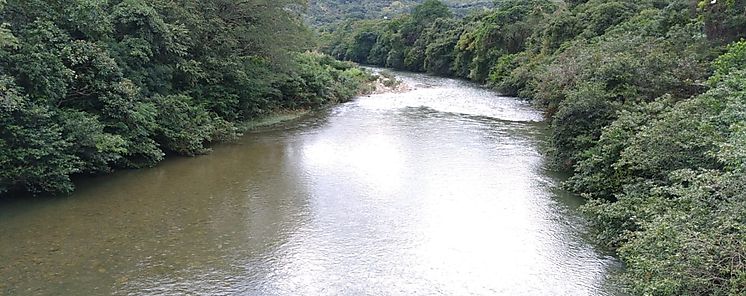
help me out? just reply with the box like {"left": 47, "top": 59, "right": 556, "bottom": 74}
{"left": 0, "top": 71, "right": 622, "bottom": 295}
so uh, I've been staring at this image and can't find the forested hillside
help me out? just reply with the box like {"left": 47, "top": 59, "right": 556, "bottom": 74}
{"left": 306, "top": 0, "right": 493, "bottom": 25}
{"left": 321, "top": 0, "right": 746, "bottom": 294}
{"left": 0, "top": 0, "right": 373, "bottom": 196}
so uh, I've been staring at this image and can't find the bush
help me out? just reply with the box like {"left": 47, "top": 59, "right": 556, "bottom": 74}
{"left": 0, "top": 77, "right": 77, "bottom": 194}
{"left": 0, "top": 0, "right": 373, "bottom": 195}
{"left": 153, "top": 94, "right": 215, "bottom": 156}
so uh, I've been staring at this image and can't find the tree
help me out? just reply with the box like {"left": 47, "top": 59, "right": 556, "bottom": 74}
{"left": 0, "top": 0, "right": 373, "bottom": 195}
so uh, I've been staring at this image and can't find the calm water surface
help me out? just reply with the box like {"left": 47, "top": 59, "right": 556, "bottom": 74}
{"left": 0, "top": 71, "right": 622, "bottom": 295}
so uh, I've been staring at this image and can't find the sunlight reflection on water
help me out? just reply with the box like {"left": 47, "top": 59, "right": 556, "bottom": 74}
{"left": 0, "top": 70, "right": 623, "bottom": 296}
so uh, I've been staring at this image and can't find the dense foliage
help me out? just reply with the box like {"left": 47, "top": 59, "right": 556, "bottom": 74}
{"left": 0, "top": 0, "right": 373, "bottom": 196}
{"left": 320, "top": 0, "right": 746, "bottom": 294}
{"left": 306, "top": 0, "right": 492, "bottom": 26}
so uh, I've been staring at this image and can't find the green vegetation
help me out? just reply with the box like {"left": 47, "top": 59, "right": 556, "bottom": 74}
{"left": 321, "top": 0, "right": 746, "bottom": 294}
{"left": 306, "top": 0, "right": 493, "bottom": 26}
{"left": 0, "top": 0, "right": 374, "bottom": 196}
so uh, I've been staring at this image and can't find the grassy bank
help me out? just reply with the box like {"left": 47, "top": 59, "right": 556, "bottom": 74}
{"left": 239, "top": 109, "right": 313, "bottom": 131}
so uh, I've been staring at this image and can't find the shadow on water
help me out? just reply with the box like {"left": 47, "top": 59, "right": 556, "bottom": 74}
{"left": 1, "top": 69, "right": 625, "bottom": 295}
{"left": 0, "top": 130, "right": 315, "bottom": 294}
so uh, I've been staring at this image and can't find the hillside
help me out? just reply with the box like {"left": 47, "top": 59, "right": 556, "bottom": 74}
{"left": 306, "top": 0, "right": 493, "bottom": 25}
{"left": 321, "top": 0, "right": 746, "bottom": 294}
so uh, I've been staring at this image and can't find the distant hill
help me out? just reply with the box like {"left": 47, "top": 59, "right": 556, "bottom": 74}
{"left": 306, "top": 0, "right": 494, "bottom": 26}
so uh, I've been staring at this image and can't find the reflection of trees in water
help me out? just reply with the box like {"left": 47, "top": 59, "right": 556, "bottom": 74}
{"left": 117, "top": 132, "right": 315, "bottom": 294}
{"left": 1, "top": 74, "right": 623, "bottom": 295}
{"left": 0, "top": 128, "right": 314, "bottom": 295}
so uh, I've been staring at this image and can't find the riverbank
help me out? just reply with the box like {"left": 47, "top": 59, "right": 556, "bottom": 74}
{"left": 239, "top": 70, "right": 408, "bottom": 131}
{"left": 239, "top": 109, "right": 313, "bottom": 131}
{"left": 0, "top": 64, "right": 407, "bottom": 199}
{"left": 319, "top": 1, "right": 746, "bottom": 293}
{"left": 0, "top": 70, "right": 622, "bottom": 295}
{"left": 366, "top": 69, "right": 414, "bottom": 94}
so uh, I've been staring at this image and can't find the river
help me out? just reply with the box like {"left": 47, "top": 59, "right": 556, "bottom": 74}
{"left": 0, "top": 71, "right": 623, "bottom": 295}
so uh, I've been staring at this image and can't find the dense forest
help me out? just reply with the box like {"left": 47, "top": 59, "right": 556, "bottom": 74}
{"left": 0, "top": 0, "right": 375, "bottom": 196}
{"left": 2, "top": 0, "right": 745, "bottom": 294}
{"left": 321, "top": 0, "right": 746, "bottom": 294}
{"left": 306, "top": 0, "right": 493, "bottom": 25}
